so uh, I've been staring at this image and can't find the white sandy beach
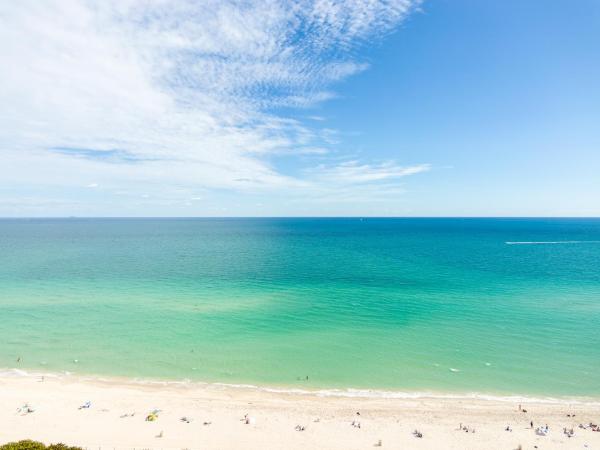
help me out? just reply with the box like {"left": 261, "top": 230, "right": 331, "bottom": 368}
{"left": 1, "top": 372, "right": 600, "bottom": 449}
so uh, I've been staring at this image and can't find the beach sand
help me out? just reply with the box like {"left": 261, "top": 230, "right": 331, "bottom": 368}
{"left": 1, "top": 372, "right": 600, "bottom": 449}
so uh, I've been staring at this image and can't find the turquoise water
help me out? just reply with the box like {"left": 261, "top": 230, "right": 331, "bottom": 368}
{"left": 1, "top": 218, "right": 599, "bottom": 396}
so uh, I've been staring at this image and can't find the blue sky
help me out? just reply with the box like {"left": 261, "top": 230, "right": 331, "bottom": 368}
{"left": 1, "top": 0, "right": 598, "bottom": 216}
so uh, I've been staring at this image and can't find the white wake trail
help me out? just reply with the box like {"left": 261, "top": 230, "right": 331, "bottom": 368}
{"left": 505, "top": 241, "right": 600, "bottom": 245}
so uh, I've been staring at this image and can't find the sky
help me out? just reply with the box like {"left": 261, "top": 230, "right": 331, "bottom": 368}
{"left": 0, "top": 0, "right": 599, "bottom": 217}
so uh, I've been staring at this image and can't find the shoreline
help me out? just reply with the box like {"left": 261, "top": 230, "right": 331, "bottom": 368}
{"left": 2, "top": 367, "right": 600, "bottom": 405}
{"left": 4, "top": 367, "right": 600, "bottom": 405}
{"left": 2, "top": 369, "right": 600, "bottom": 449}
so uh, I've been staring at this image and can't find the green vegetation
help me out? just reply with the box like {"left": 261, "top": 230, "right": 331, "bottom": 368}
{"left": 0, "top": 440, "right": 82, "bottom": 450}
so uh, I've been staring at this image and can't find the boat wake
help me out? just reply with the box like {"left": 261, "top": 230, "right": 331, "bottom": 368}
{"left": 505, "top": 240, "right": 600, "bottom": 245}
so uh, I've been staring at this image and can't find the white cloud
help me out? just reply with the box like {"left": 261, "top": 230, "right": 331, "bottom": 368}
{"left": 307, "top": 161, "right": 431, "bottom": 184}
{"left": 0, "top": 0, "right": 424, "bottom": 215}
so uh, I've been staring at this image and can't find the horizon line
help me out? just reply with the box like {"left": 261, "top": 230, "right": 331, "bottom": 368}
{"left": 1, "top": 216, "right": 600, "bottom": 220}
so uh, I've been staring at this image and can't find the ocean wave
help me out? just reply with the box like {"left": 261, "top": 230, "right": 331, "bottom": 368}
{"left": 0, "top": 367, "right": 63, "bottom": 378}
{"left": 2, "top": 367, "right": 600, "bottom": 405}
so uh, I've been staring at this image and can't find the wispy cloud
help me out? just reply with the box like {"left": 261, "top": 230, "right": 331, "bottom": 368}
{"left": 0, "top": 0, "right": 425, "bottom": 215}
{"left": 307, "top": 161, "right": 431, "bottom": 184}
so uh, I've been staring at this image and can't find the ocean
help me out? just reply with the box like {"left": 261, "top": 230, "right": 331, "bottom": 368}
{"left": 1, "top": 218, "right": 599, "bottom": 397}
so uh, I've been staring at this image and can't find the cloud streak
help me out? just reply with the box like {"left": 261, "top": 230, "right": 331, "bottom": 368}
{"left": 307, "top": 161, "right": 431, "bottom": 184}
{"left": 0, "top": 0, "right": 425, "bottom": 215}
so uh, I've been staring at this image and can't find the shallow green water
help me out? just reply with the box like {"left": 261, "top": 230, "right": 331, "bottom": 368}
{"left": 1, "top": 218, "right": 599, "bottom": 396}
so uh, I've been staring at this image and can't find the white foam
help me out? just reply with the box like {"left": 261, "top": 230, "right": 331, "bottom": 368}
{"left": 2, "top": 367, "right": 599, "bottom": 405}
{"left": 0, "top": 368, "right": 30, "bottom": 377}
{"left": 162, "top": 381, "right": 600, "bottom": 405}
{"left": 0, "top": 368, "right": 61, "bottom": 378}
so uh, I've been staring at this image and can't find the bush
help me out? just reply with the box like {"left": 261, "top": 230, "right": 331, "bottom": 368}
{"left": 47, "top": 445, "right": 82, "bottom": 450}
{"left": 0, "top": 441, "right": 82, "bottom": 450}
